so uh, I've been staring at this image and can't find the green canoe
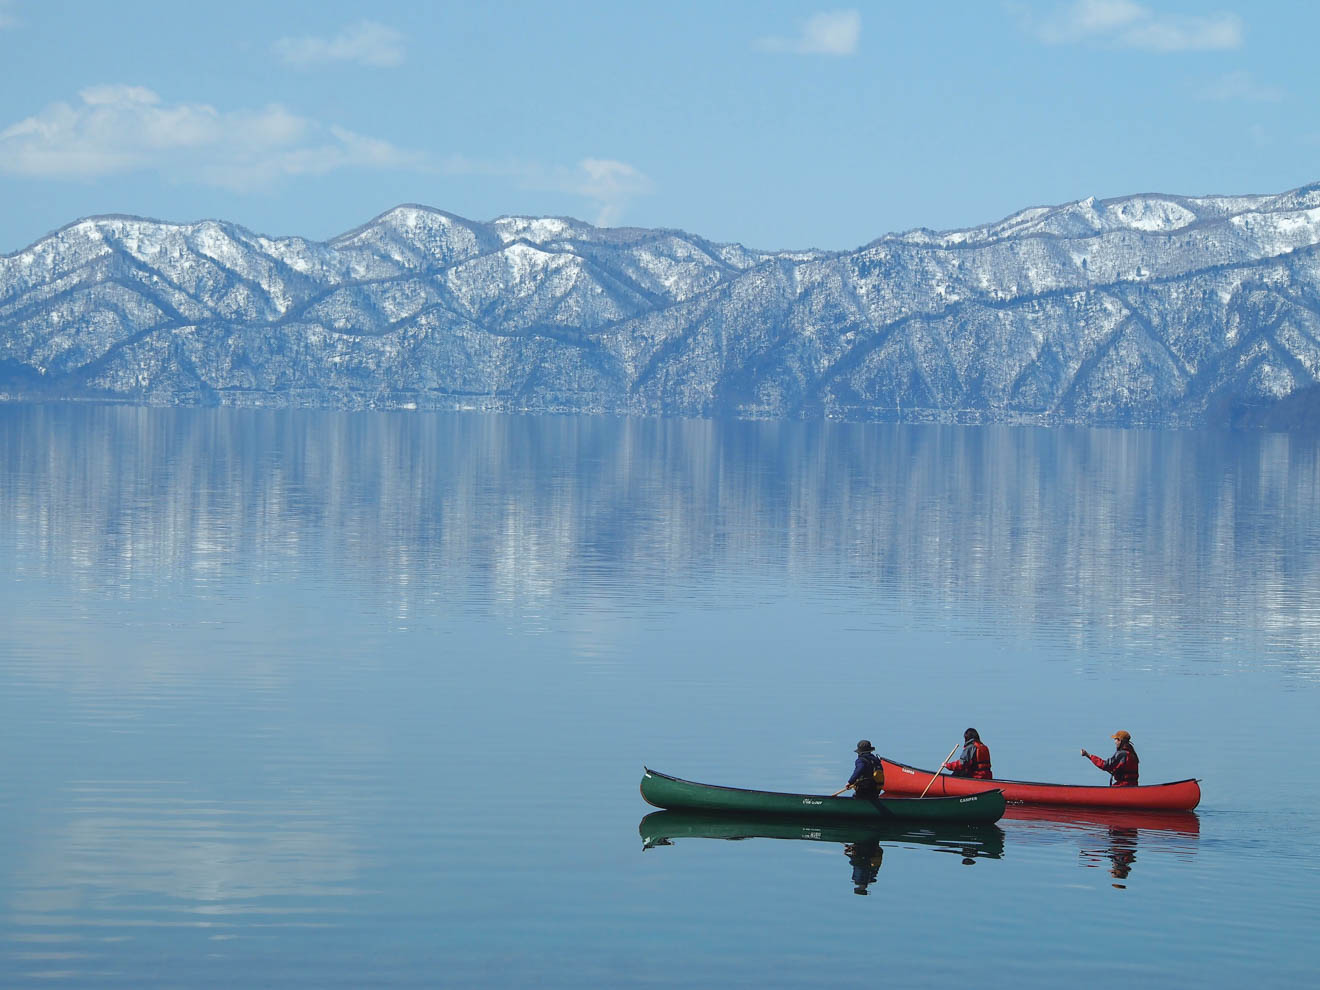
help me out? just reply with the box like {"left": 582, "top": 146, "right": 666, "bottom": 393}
{"left": 639, "top": 809, "right": 1006, "bottom": 859}
{"left": 640, "top": 768, "right": 1005, "bottom": 825}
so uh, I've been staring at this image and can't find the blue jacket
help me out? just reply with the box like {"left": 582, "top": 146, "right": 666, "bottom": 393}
{"left": 849, "top": 753, "right": 883, "bottom": 788}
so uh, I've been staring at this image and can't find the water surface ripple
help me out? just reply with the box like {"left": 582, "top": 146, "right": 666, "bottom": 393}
{"left": 1, "top": 406, "right": 1317, "bottom": 987}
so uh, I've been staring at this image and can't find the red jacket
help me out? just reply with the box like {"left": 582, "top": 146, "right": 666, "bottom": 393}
{"left": 1089, "top": 745, "right": 1139, "bottom": 786}
{"left": 944, "top": 740, "right": 992, "bottom": 779}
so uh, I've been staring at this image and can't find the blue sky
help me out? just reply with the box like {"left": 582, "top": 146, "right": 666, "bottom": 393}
{"left": 0, "top": 1, "right": 1315, "bottom": 252}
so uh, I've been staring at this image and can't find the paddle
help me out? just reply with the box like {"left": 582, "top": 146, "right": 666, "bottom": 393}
{"left": 919, "top": 744, "right": 961, "bottom": 799}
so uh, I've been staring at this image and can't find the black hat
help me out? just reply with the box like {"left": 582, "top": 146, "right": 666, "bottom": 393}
{"left": 855, "top": 740, "right": 874, "bottom": 753}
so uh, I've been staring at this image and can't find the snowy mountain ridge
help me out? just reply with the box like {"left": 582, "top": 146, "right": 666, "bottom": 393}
{"left": 4, "top": 182, "right": 1320, "bottom": 429}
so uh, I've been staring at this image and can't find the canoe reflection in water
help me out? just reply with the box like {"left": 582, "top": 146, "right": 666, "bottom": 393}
{"left": 639, "top": 810, "right": 1005, "bottom": 895}
{"left": 1000, "top": 805, "right": 1200, "bottom": 889}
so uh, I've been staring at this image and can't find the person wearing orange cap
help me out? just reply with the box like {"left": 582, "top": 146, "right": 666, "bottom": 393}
{"left": 1081, "top": 730, "right": 1139, "bottom": 786}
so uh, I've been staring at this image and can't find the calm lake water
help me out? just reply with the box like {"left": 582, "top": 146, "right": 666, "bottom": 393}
{"left": 1, "top": 405, "right": 1317, "bottom": 987}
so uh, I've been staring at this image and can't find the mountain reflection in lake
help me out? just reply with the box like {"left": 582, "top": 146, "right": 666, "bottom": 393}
{"left": 4, "top": 406, "right": 1318, "bottom": 669}
{"left": 1, "top": 405, "right": 1317, "bottom": 988}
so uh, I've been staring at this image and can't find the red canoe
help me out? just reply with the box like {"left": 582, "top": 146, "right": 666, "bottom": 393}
{"left": 879, "top": 758, "right": 1201, "bottom": 810}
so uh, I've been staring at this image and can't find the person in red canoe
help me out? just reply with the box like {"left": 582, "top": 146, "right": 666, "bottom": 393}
{"left": 1082, "top": 730, "right": 1139, "bottom": 786}
{"left": 943, "top": 727, "right": 993, "bottom": 779}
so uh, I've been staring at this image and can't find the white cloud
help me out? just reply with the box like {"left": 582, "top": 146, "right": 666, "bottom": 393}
{"left": 1031, "top": 0, "right": 1242, "bottom": 51}
{"left": 273, "top": 20, "right": 406, "bottom": 68}
{"left": 1198, "top": 70, "right": 1284, "bottom": 103}
{"left": 0, "top": 86, "right": 653, "bottom": 223}
{"left": 568, "top": 158, "right": 656, "bottom": 226}
{"left": 443, "top": 155, "right": 655, "bottom": 227}
{"left": 756, "top": 9, "right": 861, "bottom": 56}
{"left": 0, "top": 86, "right": 424, "bottom": 190}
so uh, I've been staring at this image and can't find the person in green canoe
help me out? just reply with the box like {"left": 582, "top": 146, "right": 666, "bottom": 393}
{"left": 845, "top": 739, "right": 885, "bottom": 798}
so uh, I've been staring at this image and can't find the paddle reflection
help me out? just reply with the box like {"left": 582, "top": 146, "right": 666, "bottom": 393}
{"left": 999, "top": 805, "right": 1200, "bottom": 888}
{"left": 639, "top": 810, "right": 1004, "bottom": 895}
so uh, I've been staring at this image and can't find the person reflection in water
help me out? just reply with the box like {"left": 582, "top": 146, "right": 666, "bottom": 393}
{"left": 1107, "top": 827, "right": 1138, "bottom": 884}
{"left": 844, "top": 839, "right": 884, "bottom": 895}
{"left": 1081, "top": 827, "right": 1139, "bottom": 889}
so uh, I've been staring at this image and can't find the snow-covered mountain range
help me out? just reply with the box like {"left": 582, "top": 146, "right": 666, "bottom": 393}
{"left": 5, "top": 183, "right": 1320, "bottom": 428}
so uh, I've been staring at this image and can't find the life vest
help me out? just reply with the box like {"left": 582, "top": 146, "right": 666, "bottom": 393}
{"left": 968, "top": 740, "right": 993, "bottom": 780}
{"left": 857, "top": 752, "right": 885, "bottom": 790}
{"left": 1111, "top": 746, "right": 1139, "bottom": 786}
{"left": 950, "top": 740, "right": 993, "bottom": 779}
